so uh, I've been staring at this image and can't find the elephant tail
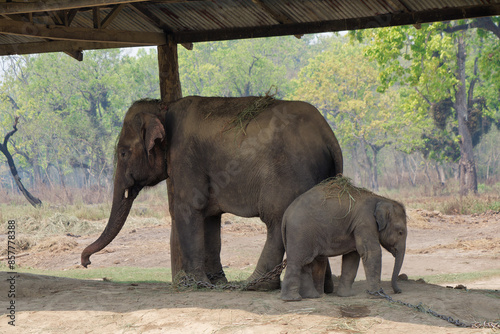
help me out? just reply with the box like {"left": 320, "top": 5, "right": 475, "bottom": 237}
{"left": 281, "top": 211, "right": 289, "bottom": 251}
{"left": 326, "top": 133, "right": 344, "bottom": 178}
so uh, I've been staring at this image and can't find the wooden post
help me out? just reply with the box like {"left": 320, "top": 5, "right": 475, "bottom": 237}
{"left": 158, "top": 36, "right": 182, "bottom": 102}
{"left": 157, "top": 36, "right": 182, "bottom": 279}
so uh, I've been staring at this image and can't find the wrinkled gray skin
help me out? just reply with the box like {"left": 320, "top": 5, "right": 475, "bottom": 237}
{"left": 281, "top": 185, "right": 407, "bottom": 301}
{"left": 81, "top": 96, "right": 343, "bottom": 290}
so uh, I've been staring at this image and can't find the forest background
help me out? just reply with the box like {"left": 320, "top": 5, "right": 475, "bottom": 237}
{"left": 1, "top": 19, "right": 500, "bottom": 207}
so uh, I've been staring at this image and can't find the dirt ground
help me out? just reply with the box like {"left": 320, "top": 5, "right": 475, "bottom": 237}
{"left": 1, "top": 208, "right": 499, "bottom": 333}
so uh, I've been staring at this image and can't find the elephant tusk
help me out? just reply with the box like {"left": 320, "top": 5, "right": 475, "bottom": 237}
{"left": 124, "top": 189, "right": 129, "bottom": 199}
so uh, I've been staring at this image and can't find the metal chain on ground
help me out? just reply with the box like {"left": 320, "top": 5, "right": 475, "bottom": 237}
{"left": 176, "top": 259, "right": 287, "bottom": 291}
{"left": 368, "top": 288, "right": 500, "bottom": 329}
{"left": 206, "top": 270, "right": 226, "bottom": 282}
{"left": 242, "top": 259, "right": 287, "bottom": 291}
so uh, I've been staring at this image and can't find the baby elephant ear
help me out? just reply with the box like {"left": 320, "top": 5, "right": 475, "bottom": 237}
{"left": 374, "top": 201, "right": 392, "bottom": 231}
{"left": 144, "top": 115, "right": 165, "bottom": 153}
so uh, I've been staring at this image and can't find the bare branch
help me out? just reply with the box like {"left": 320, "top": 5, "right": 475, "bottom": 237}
{"left": 442, "top": 17, "right": 500, "bottom": 39}
{"left": 414, "top": 87, "right": 432, "bottom": 106}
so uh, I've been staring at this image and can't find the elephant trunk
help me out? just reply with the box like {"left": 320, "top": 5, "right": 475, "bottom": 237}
{"left": 81, "top": 182, "right": 138, "bottom": 267}
{"left": 391, "top": 242, "right": 405, "bottom": 294}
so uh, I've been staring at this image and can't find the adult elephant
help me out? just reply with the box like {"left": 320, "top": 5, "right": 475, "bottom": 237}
{"left": 81, "top": 96, "right": 343, "bottom": 290}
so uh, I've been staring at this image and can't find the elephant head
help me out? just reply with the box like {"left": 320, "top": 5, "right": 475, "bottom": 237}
{"left": 81, "top": 100, "right": 168, "bottom": 267}
{"left": 374, "top": 200, "right": 407, "bottom": 294}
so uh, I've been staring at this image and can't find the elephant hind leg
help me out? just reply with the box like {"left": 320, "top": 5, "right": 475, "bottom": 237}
{"left": 246, "top": 218, "right": 284, "bottom": 291}
{"left": 281, "top": 263, "right": 302, "bottom": 301}
{"left": 299, "top": 263, "right": 321, "bottom": 299}
{"left": 204, "top": 214, "right": 227, "bottom": 284}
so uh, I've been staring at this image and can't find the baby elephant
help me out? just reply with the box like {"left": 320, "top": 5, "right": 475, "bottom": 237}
{"left": 281, "top": 178, "right": 407, "bottom": 301}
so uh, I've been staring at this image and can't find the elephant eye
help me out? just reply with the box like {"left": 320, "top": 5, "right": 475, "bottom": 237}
{"left": 398, "top": 230, "right": 404, "bottom": 236}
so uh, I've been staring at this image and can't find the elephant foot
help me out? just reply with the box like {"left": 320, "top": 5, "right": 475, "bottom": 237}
{"left": 207, "top": 271, "right": 228, "bottom": 285}
{"left": 281, "top": 289, "right": 303, "bottom": 301}
{"left": 173, "top": 270, "right": 211, "bottom": 288}
{"left": 300, "top": 290, "right": 321, "bottom": 299}
{"left": 336, "top": 286, "right": 355, "bottom": 297}
{"left": 245, "top": 278, "right": 281, "bottom": 291}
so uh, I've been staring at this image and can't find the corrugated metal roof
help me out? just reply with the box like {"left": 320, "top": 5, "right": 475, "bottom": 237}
{"left": 0, "top": 0, "right": 499, "bottom": 56}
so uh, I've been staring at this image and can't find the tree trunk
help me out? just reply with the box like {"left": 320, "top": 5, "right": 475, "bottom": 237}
{"left": 455, "top": 34, "right": 478, "bottom": 196}
{"left": 0, "top": 118, "right": 42, "bottom": 208}
{"left": 435, "top": 162, "right": 446, "bottom": 186}
{"left": 402, "top": 155, "right": 416, "bottom": 186}
{"left": 393, "top": 151, "right": 401, "bottom": 187}
{"left": 358, "top": 139, "right": 373, "bottom": 189}
{"left": 370, "top": 145, "right": 380, "bottom": 191}
{"left": 352, "top": 146, "right": 362, "bottom": 185}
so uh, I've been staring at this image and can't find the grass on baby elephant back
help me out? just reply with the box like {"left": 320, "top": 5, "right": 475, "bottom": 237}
{"left": 320, "top": 175, "right": 373, "bottom": 200}
{"left": 318, "top": 176, "right": 379, "bottom": 219}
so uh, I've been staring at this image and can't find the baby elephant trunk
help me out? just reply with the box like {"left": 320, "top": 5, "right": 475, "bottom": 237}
{"left": 391, "top": 242, "right": 405, "bottom": 294}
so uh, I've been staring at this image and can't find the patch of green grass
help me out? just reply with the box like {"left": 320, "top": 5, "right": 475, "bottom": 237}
{"left": 410, "top": 269, "right": 500, "bottom": 285}
{"left": 2, "top": 264, "right": 256, "bottom": 285}
{"left": 3, "top": 263, "right": 172, "bottom": 284}
{"left": 224, "top": 266, "right": 255, "bottom": 281}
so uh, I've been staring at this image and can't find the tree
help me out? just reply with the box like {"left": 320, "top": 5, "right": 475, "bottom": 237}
{"left": 178, "top": 36, "right": 317, "bottom": 98}
{"left": 357, "top": 17, "right": 500, "bottom": 195}
{"left": 0, "top": 50, "right": 147, "bottom": 194}
{"left": 291, "top": 37, "right": 411, "bottom": 190}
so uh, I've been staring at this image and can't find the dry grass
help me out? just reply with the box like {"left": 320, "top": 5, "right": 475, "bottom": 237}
{"left": 222, "top": 91, "right": 276, "bottom": 135}
{"left": 406, "top": 209, "right": 437, "bottom": 229}
{"left": 408, "top": 237, "right": 500, "bottom": 254}
{"left": 34, "top": 236, "right": 79, "bottom": 253}
{"left": 320, "top": 176, "right": 370, "bottom": 200}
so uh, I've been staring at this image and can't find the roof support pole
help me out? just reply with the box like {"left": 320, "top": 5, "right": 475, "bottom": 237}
{"left": 157, "top": 36, "right": 182, "bottom": 102}
{"left": 157, "top": 36, "right": 182, "bottom": 278}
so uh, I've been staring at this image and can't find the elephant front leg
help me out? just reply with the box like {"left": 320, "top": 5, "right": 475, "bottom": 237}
{"left": 359, "top": 248, "right": 382, "bottom": 294}
{"left": 355, "top": 233, "right": 383, "bottom": 294}
{"left": 167, "top": 179, "right": 183, "bottom": 280}
{"left": 174, "top": 204, "right": 210, "bottom": 284}
{"left": 337, "top": 252, "right": 360, "bottom": 297}
{"left": 204, "top": 214, "right": 227, "bottom": 284}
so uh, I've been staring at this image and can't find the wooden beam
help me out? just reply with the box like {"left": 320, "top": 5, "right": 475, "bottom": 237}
{"left": 65, "top": 9, "right": 78, "bottom": 27}
{"left": 173, "top": 4, "right": 500, "bottom": 43}
{"left": 64, "top": 49, "right": 84, "bottom": 61}
{"left": 48, "top": 10, "right": 64, "bottom": 25}
{"left": 93, "top": 7, "right": 101, "bottom": 29}
{"left": 0, "top": 0, "right": 150, "bottom": 15}
{"left": 0, "top": 40, "right": 140, "bottom": 56}
{"left": 0, "top": 19, "right": 167, "bottom": 45}
{"left": 100, "top": 4, "right": 125, "bottom": 29}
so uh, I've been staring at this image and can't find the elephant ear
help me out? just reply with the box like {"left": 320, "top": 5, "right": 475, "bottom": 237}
{"left": 374, "top": 201, "right": 392, "bottom": 232}
{"left": 143, "top": 114, "right": 165, "bottom": 155}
